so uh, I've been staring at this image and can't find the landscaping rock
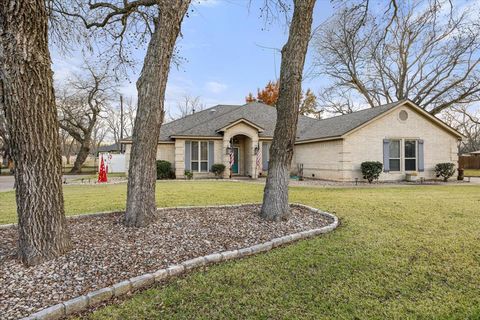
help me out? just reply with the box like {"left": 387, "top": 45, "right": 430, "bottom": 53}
{"left": 0, "top": 204, "right": 332, "bottom": 319}
{"left": 27, "top": 303, "right": 64, "bottom": 320}
{"left": 130, "top": 274, "right": 154, "bottom": 291}
{"left": 64, "top": 296, "right": 88, "bottom": 315}
{"left": 166, "top": 265, "right": 185, "bottom": 276}
{"left": 112, "top": 280, "right": 132, "bottom": 297}
{"left": 86, "top": 287, "right": 113, "bottom": 306}
{"left": 153, "top": 269, "right": 168, "bottom": 282}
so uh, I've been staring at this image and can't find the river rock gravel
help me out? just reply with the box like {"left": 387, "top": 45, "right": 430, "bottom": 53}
{"left": 0, "top": 204, "right": 330, "bottom": 319}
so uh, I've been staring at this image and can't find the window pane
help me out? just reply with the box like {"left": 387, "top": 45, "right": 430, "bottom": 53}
{"left": 200, "top": 162, "right": 208, "bottom": 172}
{"left": 191, "top": 161, "right": 199, "bottom": 171}
{"left": 405, "top": 159, "right": 416, "bottom": 171}
{"left": 405, "top": 140, "right": 416, "bottom": 158}
{"left": 389, "top": 140, "right": 400, "bottom": 158}
{"left": 389, "top": 159, "right": 400, "bottom": 171}
{"left": 191, "top": 142, "right": 199, "bottom": 160}
{"left": 200, "top": 142, "right": 208, "bottom": 161}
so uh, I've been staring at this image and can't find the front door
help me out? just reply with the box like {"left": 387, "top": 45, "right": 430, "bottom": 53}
{"left": 231, "top": 147, "right": 239, "bottom": 174}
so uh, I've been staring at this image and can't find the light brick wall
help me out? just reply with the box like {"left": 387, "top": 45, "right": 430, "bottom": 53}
{"left": 343, "top": 105, "right": 459, "bottom": 181}
{"left": 124, "top": 143, "right": 175, "bottom": 176}
{"left": 293, "top": 139, "right": 344, "bottom": 180}
{"left": 174, "top": 139, "right": 186, "bottom": 179}
{"left": 156, "top": 144, "right": 175, "bottom": 165}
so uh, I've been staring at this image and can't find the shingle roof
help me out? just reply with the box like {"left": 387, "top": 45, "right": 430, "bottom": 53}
{"left": 298, "top": 101, "right": 402, "bottom": 141}
{"left": 150, "top": 101, "right": 404, "bottom": 142}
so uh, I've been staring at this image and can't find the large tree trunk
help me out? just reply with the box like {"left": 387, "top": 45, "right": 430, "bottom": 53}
{"left": 70, "top": 137, "right": 91, "bottom": 174}
{"left": 0, "top": 0, "right": 71, "bottom": 265}
{"left": 125, "top": 1, "right": 191, "bottom": 227}
{"left": 261, "top": 0, "right": 316, "bottom": 221}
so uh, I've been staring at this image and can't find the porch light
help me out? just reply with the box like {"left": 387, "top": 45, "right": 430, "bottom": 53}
{"left": 226, "top": 146, "right": 233, "bottom": 155}
{"left": 254, "top": 145, "right": 260, "bottom": 155}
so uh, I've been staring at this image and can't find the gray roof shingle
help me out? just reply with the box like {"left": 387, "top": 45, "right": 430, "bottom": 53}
{"left": 152, "top": 101, "right": 403, "bottom": 142}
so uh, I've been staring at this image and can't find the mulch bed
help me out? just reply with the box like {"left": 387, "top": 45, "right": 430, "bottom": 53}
{"left": 0, "top": 204, "right": 331, "bottom": 319}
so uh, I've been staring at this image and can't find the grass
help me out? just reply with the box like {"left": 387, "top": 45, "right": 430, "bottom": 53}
{"left": 464, "top": 169, "right": 480, "bottom": 177}
{"left": 2, "top": 182, "right": 480, "bottom": 318}
{"left": 70, "top": 172, "right": 126, "bottom": 181}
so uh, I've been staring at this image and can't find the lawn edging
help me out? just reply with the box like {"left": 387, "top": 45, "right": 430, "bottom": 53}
{"left": 20, "top": 203, "right": 338, "bottom": 320}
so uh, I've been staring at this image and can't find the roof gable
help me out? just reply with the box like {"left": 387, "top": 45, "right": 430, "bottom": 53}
{"left": 216, "top": 118, "right": 264, "bottom": 133}
{"left": 342, "top": 100, "right": 463, "bottom": 139}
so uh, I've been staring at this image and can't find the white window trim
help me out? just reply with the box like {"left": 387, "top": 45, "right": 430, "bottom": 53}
{"left": 388, "top": 138, "right": 419, "bottom": 173}
{"left": 191, "top": 141, "right": 209, "bottom": 173}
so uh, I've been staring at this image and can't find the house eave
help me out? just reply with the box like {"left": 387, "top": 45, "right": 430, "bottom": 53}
{"left": 295, "top": 136, "right": 343, "bottom": 145}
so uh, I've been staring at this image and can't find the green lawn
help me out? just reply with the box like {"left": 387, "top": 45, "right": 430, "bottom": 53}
{"left": 464, "top": 169, "right": 480, "bottom": 177}
{"left": 2, "top": 182, "right": 480, "bottom": 319}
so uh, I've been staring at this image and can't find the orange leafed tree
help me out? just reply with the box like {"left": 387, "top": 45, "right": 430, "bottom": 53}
{"left": 245, "top": 81, "right": 279, "bottom": 106}
{"left": 246, "top": 81, "right": 320, "bottom": 117}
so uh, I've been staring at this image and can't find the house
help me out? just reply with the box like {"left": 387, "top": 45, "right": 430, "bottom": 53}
{"left": 469, "top": 150, "right": 480, "bottom": 157}
{"left": 122, "top": 100, "right": 463, "bottom": 181}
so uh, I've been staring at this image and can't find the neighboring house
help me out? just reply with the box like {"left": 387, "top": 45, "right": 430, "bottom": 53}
{"left": 122, "top": 100, "right": 463, "bottom": 181}
{"left": 469, "top": 150, "right": 480, "bottom": 157}
{"left": 96, "top": 143, "right": 122, "bottom": 155}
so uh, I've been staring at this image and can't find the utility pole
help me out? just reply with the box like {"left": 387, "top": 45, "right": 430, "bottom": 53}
{"left": 120, "top": 95, "right": 124, "bottom": 153}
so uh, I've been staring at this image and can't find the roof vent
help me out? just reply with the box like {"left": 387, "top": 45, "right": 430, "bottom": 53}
{"left": 210, "top": 109, "right": 216, "bottom": 113}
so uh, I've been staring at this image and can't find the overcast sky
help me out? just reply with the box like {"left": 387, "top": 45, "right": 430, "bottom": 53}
{"left": 50, "top": 0, "right": 336, "bottom": 117}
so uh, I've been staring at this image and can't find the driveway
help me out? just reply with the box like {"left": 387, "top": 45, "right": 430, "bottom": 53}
{"left": 0, "top": 175, "right": 91, "bottom": 192}
{"left": 0, "top": 175, "right": 15, "bottom": 192}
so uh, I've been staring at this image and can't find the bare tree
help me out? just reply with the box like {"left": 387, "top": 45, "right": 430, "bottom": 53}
{"left": 261, "top": 0, "right": 316, "bottom": 221}
{"left": 106, "top": 95, "right": 137, "bottom": 151}
{"left": 58, "top": 127, "right": 78, "bottom": 165}
{"left": 91, "top": 119, "right": 110, "bottom": 155}
{"left": 57, "top": 63, "right": 114, "bottom": 173}
{"left": 444, "top": 106, "right": 480, "bottom": 153}
{"left": 313, "top": 0, "right": 480, "bottom": 115}
{"left": 176, "top": 95, "right": 206, "bottom": 118}
{"left": 53, "top": 1, "right": 192, "bottom": 226}
{"left": 0, "top": 0, "right": 71, "bottom": 266}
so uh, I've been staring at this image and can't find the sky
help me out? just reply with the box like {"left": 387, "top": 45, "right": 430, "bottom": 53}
{"left": 51, "top": 0, "right": 336, "bottom": 117}
{"left": 50, "top": 0, "right": 479, "bottom": 120}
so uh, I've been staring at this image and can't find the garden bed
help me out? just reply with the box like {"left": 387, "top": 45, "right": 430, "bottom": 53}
{"left": 0, "top": 204, "right": 333, "bottom": 319}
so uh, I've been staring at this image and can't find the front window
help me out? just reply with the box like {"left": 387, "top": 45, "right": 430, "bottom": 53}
{"left": 389, "top": 140, "right": 401, "bottom": 172}
{"left": 191, "top": 141, "right": 208, "bottom": 172}
{"left": 404, "top": 140, "right": 417, "bottom": 171}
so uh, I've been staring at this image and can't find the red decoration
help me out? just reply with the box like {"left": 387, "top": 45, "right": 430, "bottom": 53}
{"left": 98, "top": 154, "right": 108, "bottom": 183}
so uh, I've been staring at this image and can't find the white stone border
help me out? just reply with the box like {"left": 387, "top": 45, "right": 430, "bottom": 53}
{"left": 16, "top": 204, "right": 338, "bottom": 320}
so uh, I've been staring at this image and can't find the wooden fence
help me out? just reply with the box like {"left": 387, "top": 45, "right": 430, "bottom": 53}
{"left": 459, "top": 156, "right": 480, "bottom": 169}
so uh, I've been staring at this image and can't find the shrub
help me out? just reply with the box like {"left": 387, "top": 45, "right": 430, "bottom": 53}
{"left": 211, "top": 163, "right": 226, "bottom": 178}
{"left": 156, "top": 160, "right": 173, "bottom": 180}
{"left": 435, "top": 163, "right": 455, "bottom": 182}
{"left": 361, "top": 161, "right": 383, "bottom": 183}
{"left": 184, "top": 170, "right": 193, "bottom": 180}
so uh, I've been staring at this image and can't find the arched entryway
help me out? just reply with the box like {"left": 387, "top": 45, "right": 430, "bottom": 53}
{"left": 220, "top": 120, "right": 261, "bottom": 179}
{"left": 228, "top": 134, "right": 255, "bottom": 177}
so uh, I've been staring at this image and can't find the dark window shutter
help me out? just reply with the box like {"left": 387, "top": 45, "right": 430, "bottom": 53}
{"left": 418, "top": 140, "right": 424, "bottom": 172}
{"left": 184, "top": 141, "right": 191, "bottom": 171}
{"left": 208, "top": 141, "right": 214, "bottom": 172}
{"left": 262, "top": 142, "right": 269, "bottom": 170}
{"left": 383, "top": 139, "right": 390, "bottom": 172}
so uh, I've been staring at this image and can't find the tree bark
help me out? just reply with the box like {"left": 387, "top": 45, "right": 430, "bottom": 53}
{"left": 261, "top": 0, "right": 316, "bottom": 221}
{"left": 0, "top": 0, "right": 71, "bottom": 265}
{"left": 125, "top": 1, "right": 191, "bottom": 227}
{"left": 70, "top": 137, "right": 91, "bottom": 174}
